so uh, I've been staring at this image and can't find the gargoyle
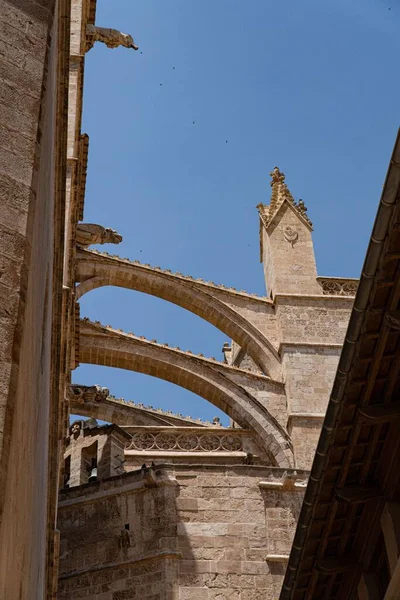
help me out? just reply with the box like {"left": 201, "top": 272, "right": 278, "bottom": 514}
{"left": 76, "top": 223, "right": 123, "bottom": 247}
{"left": 69, "top": 421, "right": 82, "bottom": 438}
{"left": 282, "top": 470, "right": 298, "bottom": 490}
{"left": 69, "top": 384, "right": 110, "bottom": 404}
{"left": 86, "top": 25, "right": 138, "bottom": 52}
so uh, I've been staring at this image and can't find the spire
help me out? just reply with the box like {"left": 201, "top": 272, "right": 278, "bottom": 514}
{"left": 257, "top": 167, "right": 313, "bottom": 230}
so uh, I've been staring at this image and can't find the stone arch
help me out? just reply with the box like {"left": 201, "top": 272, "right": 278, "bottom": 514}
{"left": 76, "top": 251, "right": 282, "bottom": 380}
{"left": 79, "top": 320, "right": 293, "bottom": 467}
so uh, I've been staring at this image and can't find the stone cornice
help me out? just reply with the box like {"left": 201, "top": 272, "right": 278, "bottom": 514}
{"left": 274, "top": 293, "right": 355, "bottom": 303}
{"left": 58, "top": 550, "right": 181, "bottom": 579}
{"left": 279, "top": 342, "right": 343, "bottom": 355}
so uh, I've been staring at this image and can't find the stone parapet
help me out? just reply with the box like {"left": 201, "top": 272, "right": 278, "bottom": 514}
{"left": 317, "top": 276, "right": 358, "bottom": 296}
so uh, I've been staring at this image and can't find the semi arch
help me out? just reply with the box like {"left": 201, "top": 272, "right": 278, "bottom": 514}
{"left": 79, "top": 320, "right": 293, "bottom": 467}
{"left": 76, "top": 251, "right": 282, "bottom": 380}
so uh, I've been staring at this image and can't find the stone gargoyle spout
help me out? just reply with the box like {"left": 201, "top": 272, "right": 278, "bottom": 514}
{"left": 76, "top": 223, "right": 123, "bottom": 247}
{"left": 86, "top": 25, "right": 139, "bottom": 52}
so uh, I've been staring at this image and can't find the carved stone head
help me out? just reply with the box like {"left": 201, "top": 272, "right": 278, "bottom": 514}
{"left": 69, "top": 421, "right": 81, "bottom": 439}
{"left": 103, "top": 228, "right": 123, "bottom": 245}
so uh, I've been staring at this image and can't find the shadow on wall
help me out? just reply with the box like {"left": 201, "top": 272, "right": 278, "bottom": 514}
{"left": 58, "top": 453, "right": 305, "bottom": 598}
{"left": 58, "top": 463, "right": 189, "bottom": 599}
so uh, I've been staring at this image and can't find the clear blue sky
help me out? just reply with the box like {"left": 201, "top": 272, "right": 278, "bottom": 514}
{"left": 73, "top": 0, "right": 399, "bottom": 425}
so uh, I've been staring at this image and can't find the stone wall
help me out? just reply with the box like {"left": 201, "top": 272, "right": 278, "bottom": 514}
{"left": 58, "top": 468, "right": 180, "bottom": 599}
{"left": 0, "top": 0, "right": 67, "bottom": 596}
{"left": 276, "top": 296, "right": 353, "bottom": 347}
{"left": 123, "top": 427, "right": 270, "bottom": 469}
{"left": 262, "top": 203, "right": 321, "bottom": 297}
{"left": 64, "top": 423, "right": 130, "bottom": 487}
{"left": 58, "top": 464, "right": 304, "bottom": 600}
{"left": 175, "top": 465, "right": 304, "bottom": 600}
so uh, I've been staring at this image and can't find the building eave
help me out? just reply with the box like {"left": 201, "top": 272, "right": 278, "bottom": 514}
{"left": 280, "top": 128, "right": 400, "bottom": 599}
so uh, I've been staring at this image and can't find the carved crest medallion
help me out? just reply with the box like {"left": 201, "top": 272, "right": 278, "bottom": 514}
{"left": 284, "top": 226, "right": 298, "bottom": 246}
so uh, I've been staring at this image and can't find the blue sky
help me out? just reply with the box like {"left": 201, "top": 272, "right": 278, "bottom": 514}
{"left": 74, "top": 0, "right": 399, "bottom": 425}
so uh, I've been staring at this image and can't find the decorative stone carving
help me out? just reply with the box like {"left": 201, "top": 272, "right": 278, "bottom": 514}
{"left": 69, "top": 421, "right": 81, "bottom": 438}
{"left": 155, "top": 432, "right": 176, "bottom": 450}
{"left": 221, "top": 434, "right": 242, "bottom": 451}
{"left": 282, "top": 470, "right": 298, "bottom": 490}
{"left": 177, "top": 434, "right": 198, "bottom": 450}
{"left": 69, "top": 384, "right": 109, "bottom": 403}
{"left": 76, "top": 223, "right": 123, "bottom": 247}
{"left": 283, "top": 226, "right": 298, "bottom": 247}
{"left": 243, "top": 452, "right": 254, "bottom": 465}
{"left": 126, "top": 431, "right": 244, "bottom": 453}
{"left": 86, "top": 25, "right": 139, "bottom": 52}
{"left": 258, "top": 167, "right": 313, "bottom": 229}
{"left": 270, "top": 166, "right": 285, "bottom": 186}
{"left": 131, "top": 432, "right": 155, "bottom": 450}
{"left": 199, "top": 434, "right": 220, "bottom": 451}
{"left": 318, "top": 278, "right": 358, "bottom": 296}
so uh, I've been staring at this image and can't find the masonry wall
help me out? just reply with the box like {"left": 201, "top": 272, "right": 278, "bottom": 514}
{"left": 262, "top": 205, "right": 321, "bottom": 297}
{"left": 123, "top": 427, "right": 270, "bottom": 470}
{"left": 58, "top": 465, "right": 304, "bottom": 600}
{"left": 65, "top": 425, "right": 128, "bottom": 487}
{"left": 0, "top": 1, "right": 63, "bottom": 597}
{"left": 175, "top": 465, "right": 303, "bottom": 600}
{"left": 58, "top": 469, "right": 180, "bottom": 600}
{"left": 277, "top": 295, "right": 353, "bottom": 468}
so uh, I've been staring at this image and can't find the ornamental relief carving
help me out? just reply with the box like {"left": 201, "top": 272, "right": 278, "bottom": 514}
{"left": 319, "top": 279, "right": 358, "bottom": 296}
{"left": 126, "top": 431, "right": 244, "bottom": 452}
{"left": 283, "top": 226, "right": 298, "bottom": 247}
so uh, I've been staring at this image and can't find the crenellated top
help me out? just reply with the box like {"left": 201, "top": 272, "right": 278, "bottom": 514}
{"left": 77, "top": 248, "right": 272, "bottom": 304}
{"left": 257, "top": 167, "right": 313, "bottom": 232}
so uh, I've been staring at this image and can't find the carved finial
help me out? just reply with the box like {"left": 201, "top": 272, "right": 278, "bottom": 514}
{"left": 269, "top": 166, "right": 285, "bottom": 187}
{"left": 297, "top": 199, "right": 307, "bottom": 214}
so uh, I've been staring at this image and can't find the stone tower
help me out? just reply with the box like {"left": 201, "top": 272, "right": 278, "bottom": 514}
{"left": 258, "top": 167, "right": 320, "bottom": 297}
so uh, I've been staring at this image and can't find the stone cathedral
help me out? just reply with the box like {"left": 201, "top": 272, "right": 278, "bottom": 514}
{"left": 2, "top": 0, "right": 399, "bottom": 599}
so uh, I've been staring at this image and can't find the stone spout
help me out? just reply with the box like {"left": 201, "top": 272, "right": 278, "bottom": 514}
{"left": 76, "top": 223, "right": 123, "bottom": 247}
{"left": 86, "top": 25, "right": 139, "bottom": 52}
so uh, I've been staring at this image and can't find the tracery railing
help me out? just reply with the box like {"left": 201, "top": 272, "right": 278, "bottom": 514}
{"left": 317, "top": 277, "right": 358, "bottom": 297}
{"left": 125, "top": 429, "right": 244, "bottom": 452}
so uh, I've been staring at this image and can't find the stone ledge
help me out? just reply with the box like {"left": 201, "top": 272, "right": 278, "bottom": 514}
{"left": 258, "top": 481, "right": 307, "bottom": 491}
{"left": 265, "top": 554, "right": 290, "bottom": 562}
{"left": 274, "top": 293, "right": 355, "bottom": 303}
{"left": 59, "top": 550, "right": 182, "bottom": 580}
{"left": 287, "top": 413, "right": 325, "bottom": 426}
{"left": 125, "top": 451, "right": 249, "bottom": 458}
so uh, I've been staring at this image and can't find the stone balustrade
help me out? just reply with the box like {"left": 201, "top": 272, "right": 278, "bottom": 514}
{"left": 125, "top": 427, "right": 246, "bottom": 453}
{"left": 317, "top": 277, "right": 358, "bottom": 296}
